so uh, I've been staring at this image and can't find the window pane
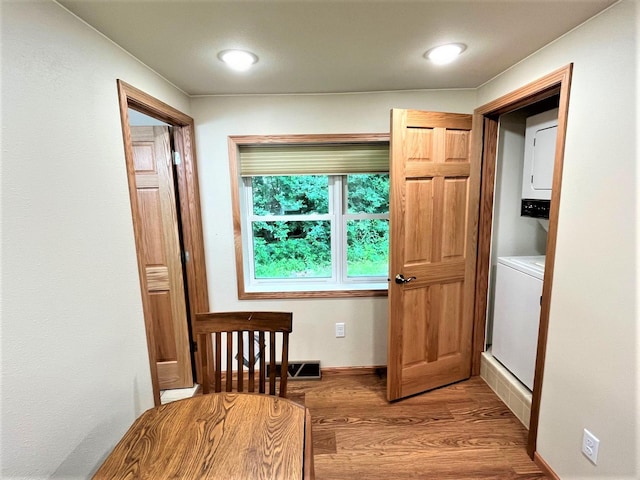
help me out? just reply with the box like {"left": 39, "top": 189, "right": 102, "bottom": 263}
{"left": 252, "top": 221, "right": 331, "bottom": 278}
{"left": 346, "top": 219, "right": 389, "bottom": 277}
{"left": 347, "top": 174, "right": 389, "bottom": 214}
{"left": 252, "top": 175, "right": 329, "bottom": 215}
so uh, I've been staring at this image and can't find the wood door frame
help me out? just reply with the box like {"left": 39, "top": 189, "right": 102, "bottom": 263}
{"left": 117, "top": 80, "right": 209, "bottom": 406}
{"left": 469, "top": 64, "right": 573, "bottom": 458}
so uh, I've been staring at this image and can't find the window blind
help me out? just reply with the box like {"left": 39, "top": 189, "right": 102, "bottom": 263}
{"left": 239, "top": 143, "right": 389, "bottom": 176}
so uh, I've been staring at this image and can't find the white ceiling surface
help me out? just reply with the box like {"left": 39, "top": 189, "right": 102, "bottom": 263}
{"left": 59, "top": 0, "right": 615, "bottom": 96}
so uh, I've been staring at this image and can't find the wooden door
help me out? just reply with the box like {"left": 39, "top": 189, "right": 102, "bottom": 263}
{"left": 131, "top": 126, "right": 192, "bottom": 390}
{"left": 387, "top": 110, "right": 480, "bottom": 401}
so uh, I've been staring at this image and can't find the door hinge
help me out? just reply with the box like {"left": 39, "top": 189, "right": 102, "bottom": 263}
{"left": 172, "top": 151, "right": 181, "bottom": 165}
{"left": 182, "top": 250, "right": 190, "bottom": 263}
{"left": 191, "top": 341, "right": 197, "bottom": 353}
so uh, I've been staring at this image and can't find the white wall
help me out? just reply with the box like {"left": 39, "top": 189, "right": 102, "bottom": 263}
{"left": 492, "top": 110, "right": 548, "bottom": 261}
{"left": 478, "top": 1, "right": 638, "bottom": 478}
{"left": 2, "top": 1, "right": 191, "bottom": 477}
{"left": 190, "top": 90, "right": 476, "bottom": 368}
{"left": 486, "top": 110, "right": 548, "bottom": 343}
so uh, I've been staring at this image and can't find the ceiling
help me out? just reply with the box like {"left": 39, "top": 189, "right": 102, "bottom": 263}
{"left": 58, "top": 0, "right": 615, "bottom": 96}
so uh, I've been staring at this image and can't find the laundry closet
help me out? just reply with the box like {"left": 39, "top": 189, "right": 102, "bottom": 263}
{"left": 482, "top": 96, "right": 559, "bottom": 426}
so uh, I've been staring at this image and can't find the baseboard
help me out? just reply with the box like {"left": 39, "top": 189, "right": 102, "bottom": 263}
{"left": 321, "top": 365, "right": 387, "bottom": 376}
{"left": 534, "top": 452, "right": 560, "bottom": 480}
{"left": 273, "top": 363, "right": 388, "bottom": 379}
{"left": 214, "top": 365, "right": 387, "bottom": 387}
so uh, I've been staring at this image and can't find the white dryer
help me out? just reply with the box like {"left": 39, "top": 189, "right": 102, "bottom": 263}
{"left": 492, "top": 256, "right": 545, "bottom": 390}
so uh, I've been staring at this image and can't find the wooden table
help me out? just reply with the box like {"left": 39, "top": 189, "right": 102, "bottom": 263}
{"left": 94, "top": 393, "right": 314, "bottom": 480}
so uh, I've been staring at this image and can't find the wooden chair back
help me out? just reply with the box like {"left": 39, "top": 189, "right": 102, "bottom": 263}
{"left": 194, "top": 311, "right": 293, "bottom": 397}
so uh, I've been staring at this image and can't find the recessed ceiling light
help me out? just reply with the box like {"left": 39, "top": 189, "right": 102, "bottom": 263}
{"left": 424, "top": 43, "right": 467, "bottom": 65}
{"left": 218, "top": 49, "right": 258, "bottom": 72}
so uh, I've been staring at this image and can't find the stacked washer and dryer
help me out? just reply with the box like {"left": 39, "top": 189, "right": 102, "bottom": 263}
{"left": 491, "top": 109, "right": 557, "bottom": 391}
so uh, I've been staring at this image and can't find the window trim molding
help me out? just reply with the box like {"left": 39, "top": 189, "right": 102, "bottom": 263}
{"left": 228, "top": 133, "right": 390, "bottom": 300}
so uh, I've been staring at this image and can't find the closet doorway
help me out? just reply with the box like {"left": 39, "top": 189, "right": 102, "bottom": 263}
{"left": 470, "top": 64, "right": 573, "bottom": 460}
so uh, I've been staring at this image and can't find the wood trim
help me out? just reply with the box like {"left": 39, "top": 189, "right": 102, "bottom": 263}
{"left": 174, "top": 124, "right": 210, "bottom": 327}
{"left": 465, "top": 113, "right": 486, "bottom": 378}
{"left": 470, "top": 116, "right": 498, "bottom": 376}
{"left": 528, "top": 64, "right": 573, "bottom": 458}
{"left": 533, "top": 452, "right": 561, "bottom": 480}
{"left": 119, "top": 81, "right": 193, "bottom": 126}
{"left": 469, "top": 64, "right": 573, "bottom": 459}
{"left": 474, "top": 66, "right": 568, "bottom": 116}
{"left": 228, "top": 133, "right": 391, "bottom": 300}
{"left": 229, "top": 133, "right": 390, "bottom": 146}
{"left": 211, "top": 365, "right": 388, "bottom": 384}
{"left": 117, "top": 82, "right": 161, "bottom": 407}
{"left": 239, "top": 289, "right": 388, "bottom": 300}
{"left": 228, "top": 136, "right": 247, "bottom": 299}
{"left": 117, "top": 80, "right": 210, "bottom": 405}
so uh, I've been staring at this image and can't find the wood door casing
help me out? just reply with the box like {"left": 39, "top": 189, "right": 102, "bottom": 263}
{"left": 387, "top": 110, "right": 479, "bottom": 401}
{"left": 117, "top": 81, "right": 209, "bottom": 406}
{"left": 470, "top": 65, "right": 573, "bottom": 459}
{"left": 132, "top": 126, "right": 192, "bottom": 389}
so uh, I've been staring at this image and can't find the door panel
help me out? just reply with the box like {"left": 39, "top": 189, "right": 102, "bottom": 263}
{"left": 132, "top": 126, "right": 192, "bottom": 390}
{"left": 149, "top": 292, "right": 178, "bottom": 359}
{"left": 442, "top": 178, "right": 468, "bottom": 260}
{"left": 387, "top": 109, "right": 479, "bottom": 401}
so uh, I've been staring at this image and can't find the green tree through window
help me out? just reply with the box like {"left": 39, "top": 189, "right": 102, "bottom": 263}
{"left": 247, "top": 174, "right": 389, "bottom": 283}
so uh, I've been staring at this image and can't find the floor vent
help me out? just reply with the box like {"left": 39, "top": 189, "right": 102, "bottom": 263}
{"left": 267, "top": 361, "right": 321, "bottom": 380}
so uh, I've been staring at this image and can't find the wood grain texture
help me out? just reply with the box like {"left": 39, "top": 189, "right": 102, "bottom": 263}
{"left": 474, "top": 66, "right": 568, "bottom": 116}
{"left": 471, "top": 115, "right": 498, "bottom": 377}
{"left": 388, "top": 110, "right": 477, "bottom": 401}
{"left": 533, "top": 452, "right": 561, "bottom": 480}
{"left": 94, "top": 393, "right": 309, "bottom": 480}
{"left": 194, "top": 311, "right": 293, "bottom": 397}
{"left": 287, "top": 373, "right": 548, "bottom": 480}
{"left": 132, "top": 126, "right": 192, "bottom": 390}
{"left": 230, "top": 133, "right": 390, "bottom": 146}
{"left": 174, "top": 125, "right": 210, "bottom": 323}
{"left": 117, "top": 81, "right": 161, "bottom": 406}
{"left": 146, "top": 266, "right": 170, "bottom": 291}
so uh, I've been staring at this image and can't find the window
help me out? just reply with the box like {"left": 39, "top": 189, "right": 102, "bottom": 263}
{"left": 229, "top": 135, "right": 390, "bottom": 299}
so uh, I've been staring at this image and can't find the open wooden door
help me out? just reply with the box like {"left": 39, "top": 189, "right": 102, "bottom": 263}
{"left": 131, "top": 126, "right": 193, "bottom": 390}
{"left": 387, "top": 109, "right": 480, "bottom": 401}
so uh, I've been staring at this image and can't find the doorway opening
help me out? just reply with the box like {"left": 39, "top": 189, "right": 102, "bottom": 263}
{"left": 117, "top": 81, "right": 209, "bottom": 406}
{"left": 471, "top": 64, "right": 573, "bottom": 461}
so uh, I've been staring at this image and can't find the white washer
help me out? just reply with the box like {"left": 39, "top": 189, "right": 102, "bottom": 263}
{"left": 492, "top": 256, "right": 545, "bottom": 390}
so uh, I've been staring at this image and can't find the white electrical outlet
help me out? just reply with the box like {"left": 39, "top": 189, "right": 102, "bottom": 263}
{"left": 335, "top": 322, "right": 345, "bottom": 338}
{"left": 582, "top": 428, "right": 600, "bottom": 465}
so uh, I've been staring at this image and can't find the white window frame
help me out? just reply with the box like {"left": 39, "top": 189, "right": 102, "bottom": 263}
{"left": 229, "top": 134, "right": 390, "bottom": 299}
{"left": 242, "top": 175, "right": 389, "bottom": 294}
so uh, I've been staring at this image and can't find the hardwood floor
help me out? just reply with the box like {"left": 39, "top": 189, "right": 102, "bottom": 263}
{"left": 287, "top": 373, "right": 547, "bottom": 480}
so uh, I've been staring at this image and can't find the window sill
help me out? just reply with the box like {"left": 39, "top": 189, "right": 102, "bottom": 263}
{"left": 238, "top": 288, "right": 388, "bottom": 300}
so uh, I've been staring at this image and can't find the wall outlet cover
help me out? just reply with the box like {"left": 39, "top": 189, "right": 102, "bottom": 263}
{"left": 581, "top": 428, "right": 600, "bottom": 465}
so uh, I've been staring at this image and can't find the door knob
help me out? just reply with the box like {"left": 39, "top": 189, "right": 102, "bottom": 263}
{"left": 394, "top": 274, "right": 416, "bottom": 284}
